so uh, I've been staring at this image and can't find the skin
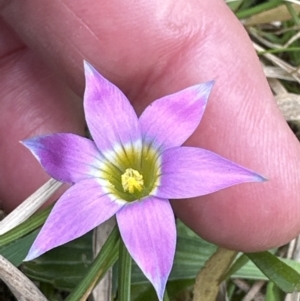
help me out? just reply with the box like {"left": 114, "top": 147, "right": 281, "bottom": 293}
{"left": 0, "top": 0, "right": 300, "bottom": 252}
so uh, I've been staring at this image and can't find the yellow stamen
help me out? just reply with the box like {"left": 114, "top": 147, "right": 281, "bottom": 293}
{"left": 121, "top": 168, "right": 144, "bottom": 194}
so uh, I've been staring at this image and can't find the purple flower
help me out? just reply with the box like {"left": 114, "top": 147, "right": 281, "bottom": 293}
{"left": 23, "top": 62, "right": 265, "bottom": 300}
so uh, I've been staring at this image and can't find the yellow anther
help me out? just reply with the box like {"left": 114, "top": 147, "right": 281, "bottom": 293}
{"left": 121, "top": 168, "right": 144, "bottom": 194}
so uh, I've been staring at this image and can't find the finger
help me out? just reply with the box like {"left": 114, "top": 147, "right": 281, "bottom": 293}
{"left": 1, "top": 0, "right": 299, "bottom": 251}
{"left": 0, "top": 19, "right": 85, "bottom": 212}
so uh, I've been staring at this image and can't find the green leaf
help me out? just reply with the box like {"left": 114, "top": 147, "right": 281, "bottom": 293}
{"left": 236, "top": 0, "right": 282, "bottom": 19}
{"left": 23, "top": 231, "right": 94, "bottom": 290}
{"left": 131, "top": 279, "right": 194, "bottom": 301}
{"left": 220, "top": 253, "right": 249, "bottom": 281}
{"left": 0, "top": 230, "right": 39, "bottom": 266}
{"left": 166, "top": 279, "right": 194, "bottom": 300}
{"left": 131, "top": 283, "right": 157, "bottom": 301}
{"left": 118, "top": 240, "right": 132, "bottom": 301}
{"left": 246, "top": 251, "right": 300, "bottom": 293}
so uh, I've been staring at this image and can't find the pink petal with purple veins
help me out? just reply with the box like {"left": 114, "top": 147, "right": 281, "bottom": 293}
{"left": 139, "top": 81, "right": 214, "bottom": 150}
{"left": 22, "top": 133, "right": 103, "bottom": 184}
{"left": 83, "top": 61, "right": 142, "bottom": 157}
{"left": 116, "top": 197, "right": 176, "bottom": 301}
{"left": 24, "top": 179, "right": 125, "bottom": 261}
{"left": 156, "top": 147, "right": 266, "bottom": 199}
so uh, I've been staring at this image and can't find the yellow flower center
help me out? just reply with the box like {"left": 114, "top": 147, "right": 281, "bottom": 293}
{"left": 121, "top": 168, "right": 144, "bottom": 194}
{"left": 99, "top": 143, "right": 160, "bottom": 202}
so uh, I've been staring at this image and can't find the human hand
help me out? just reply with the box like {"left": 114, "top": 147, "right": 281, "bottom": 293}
{"left": 0, "top": 0, "right": 299, "bottom": 251}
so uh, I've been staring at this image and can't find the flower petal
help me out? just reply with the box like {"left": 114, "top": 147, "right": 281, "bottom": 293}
{"left": 83, "top": 61, "right": 141, "bottom": 155}
{"left": 22, "top": 134, "right": 103, "bottom": 184}
{"left": 24, "top": 179, "right": 125, "bottom": 261}
{"left": 156, "top": 147, "right": 266, "bottom": 199}
{"left": 139, "top": 81, "right": 214, "bottom": 150}
{"left": 116, "top": 197, "right": 176, "bottom": 301}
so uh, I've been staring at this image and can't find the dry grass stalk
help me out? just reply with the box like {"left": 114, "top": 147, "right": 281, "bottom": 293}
{"left": 253, "top": 42, "right": 300, "bottom": 84}
{"left": 0, "top": 254, "right": 48, "bottom": 301}
{"left": 264, "top": 66, "right": 297, "bottom": 82}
